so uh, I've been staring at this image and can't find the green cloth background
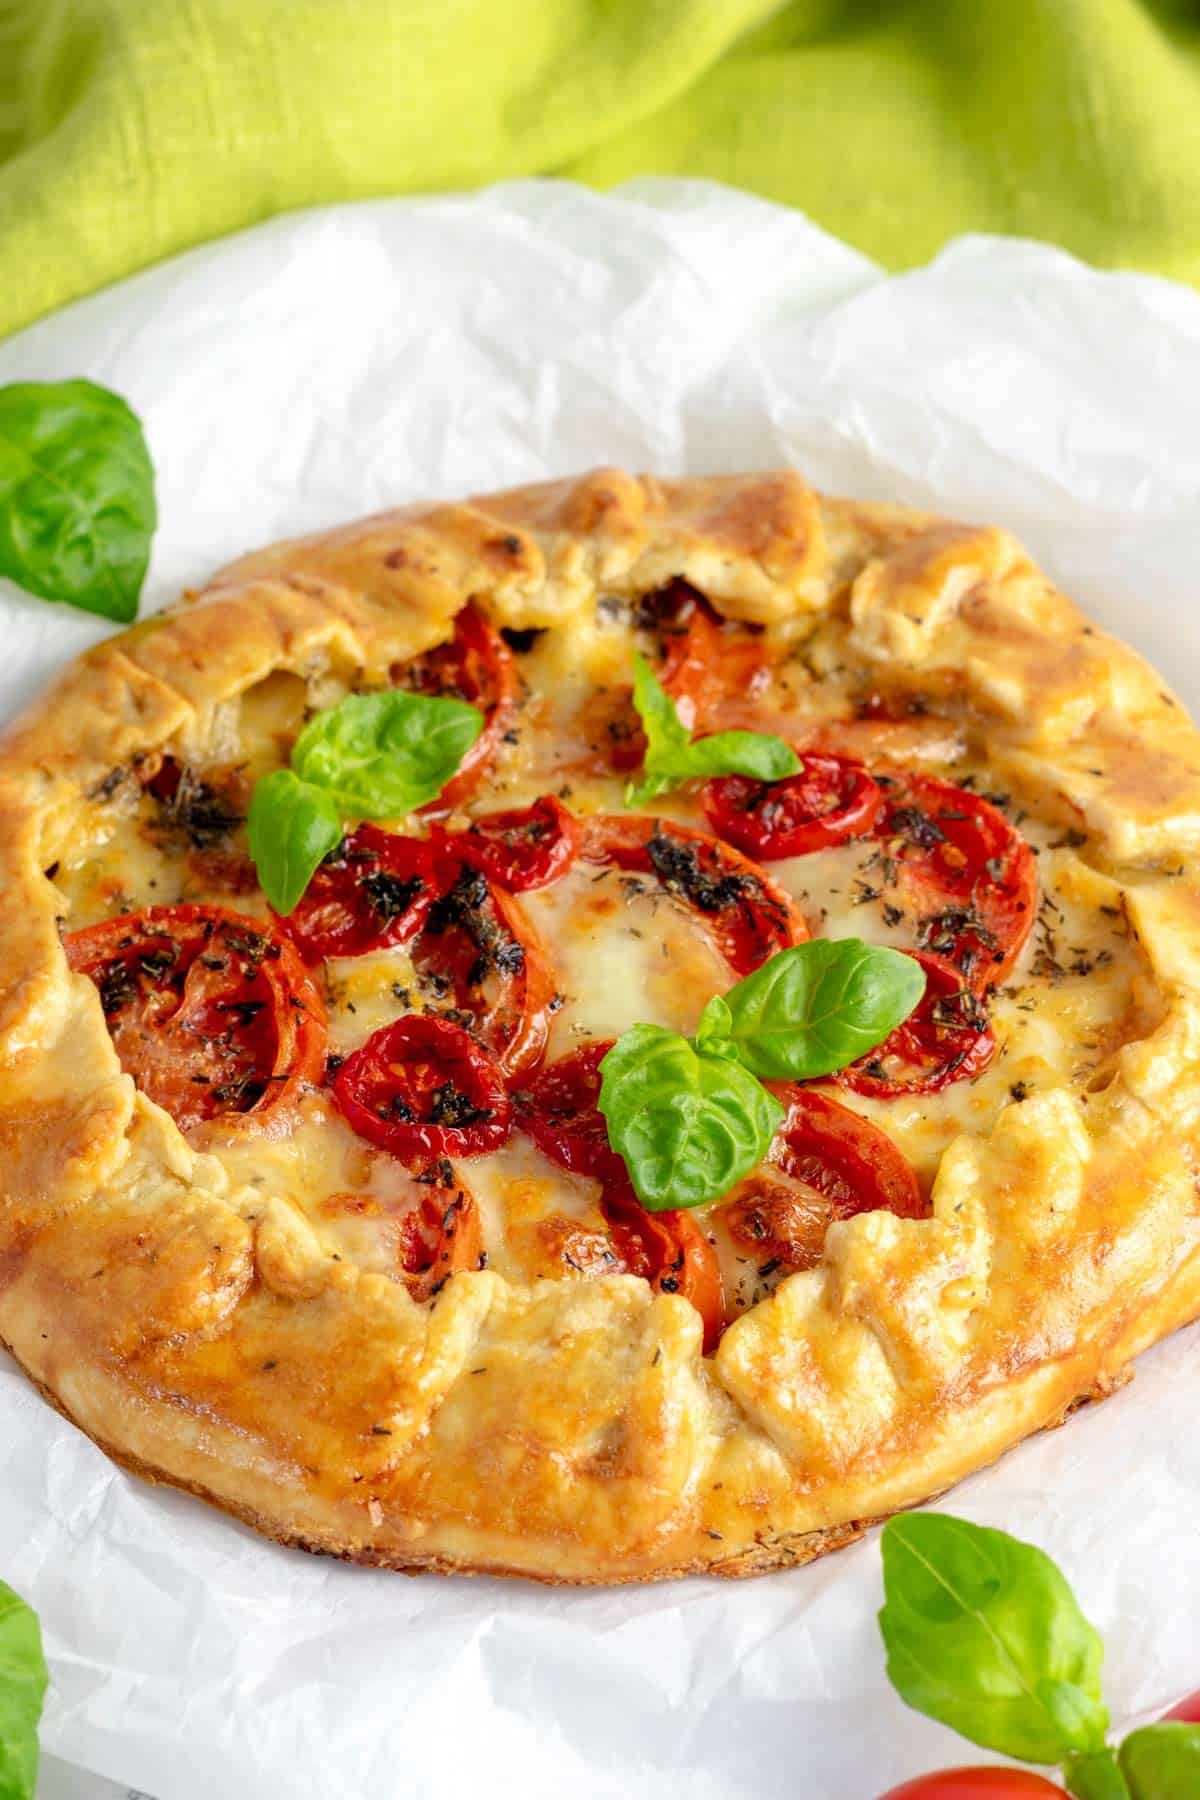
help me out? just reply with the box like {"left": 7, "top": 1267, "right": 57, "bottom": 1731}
{"left": 5, "top": 0, "right": 1200, "bottom": 342}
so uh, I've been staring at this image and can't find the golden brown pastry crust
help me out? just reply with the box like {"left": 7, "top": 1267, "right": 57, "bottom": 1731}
{"left": 2, "top": 467, "right": 1200, "bottom": 1584}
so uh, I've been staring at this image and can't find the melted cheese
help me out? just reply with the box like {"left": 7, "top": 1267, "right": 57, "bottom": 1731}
{"left": 48, "top": 604, "right": 1156, "bottom": 1310}
{"left": 522, "top": 861, "right": 731, "bottom": 1051}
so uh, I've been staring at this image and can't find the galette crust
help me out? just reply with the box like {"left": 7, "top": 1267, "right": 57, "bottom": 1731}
{"left": 1, "top": 467, "right": 1199, "bottom": 1583}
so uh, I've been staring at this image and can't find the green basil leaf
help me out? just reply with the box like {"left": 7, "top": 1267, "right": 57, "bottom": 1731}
{"left": 1062, "top": 1750, "right": 1132, "bottom": 1800}
{"left": 879, "top": 1513, "right": 1109, "bottom": 1765}
{"left": 597, "top": 1023, "right": 783, "bottom": 1211}
{"left": 247, "top": 771, "right": 342, "bottom": 916}
{"left": 1118, "top": 1723, "right": 1200, "bottom": 1799}
{"left": 0, "top": 380, "right": 156, "bottom": 622}
{"left": 626, "top": 651, "right": 798, "bottom": 805}
{"left": 694, "top": 993, "right": 735, "bottom": 1055}
{"left": 290, "top": 690, "right": 483, "bottom": 817}
{"left": 626, "top": 649, "right": 692, "bottom": 803}
{"left": 717, "top": 939, "right": 926, "bottom": 1079}
{"left": 0, "top": 1580, "right": 48, "bottom": 1800}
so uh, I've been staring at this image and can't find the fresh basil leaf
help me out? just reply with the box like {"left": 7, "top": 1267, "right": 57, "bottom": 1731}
{"left": 627, "top": 651, "right": 798, "bottom": 805}
{"left": 879, "top": 1513, "right": 1109, "bottom": 1765}
{"left": 0, "top": 1580, "right": 48, "bottom": 1800}
{"left": 1117, "top": 1723, "right": 1200, "bottom": 1799}
{"left": 247, "top": 771, "right": 342, "bottom": 916}
{"left": 597, "top": 1023, "right": 783, "bottom": 1212}
{"left": 1062, "top": 1750, "right": 1132, "bottom": 1800}
{"left": 631, "top": 648, "right": 691, "bottom": 761}
{"left": 291, "top": 690, "right": 483, "bottom": 817}
{"left": 0, "top": 379, "right": 156, "bottom": 622}
{"left": 694, "top": 992, "right": 734, "bottom": 1056}
{"left": 717, "top": 939, "right": 926, "bottom": 1079}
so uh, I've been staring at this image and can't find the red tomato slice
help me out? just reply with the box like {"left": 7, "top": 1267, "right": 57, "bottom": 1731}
{"left": 836, "top": 951, "right": 996, "bottom": 1097}
{"left": 434, "top": 795, "right": 580, "bottom": 892}
{"left": 65, "top": 905, "right": 326, "bottom": 1135}
{"left": 332, "top": 1015, "right": 511, "bottom": 1161}
{"left": 875, "top": 1771, "right": 1068, "bottom": 1799}
{"left": 281, "top": 825, "right": 436, "bottom": 960}
{"left": 722, "top": 1085, "right": 924, "bottom": 1273}
{"left": 649, "top": 579, "right": 770, "bottom": 734}
{"left": 413, "top": 863, "right": 557, "bottom": 1079}
{"left": 513, "top": 1040, "right": 627, "bottom": 1185}
{"left": 1165, "top": 1689, "right": 1200, "bottom": 1721}
{"left": 399, "top": 1183, "right": 485, "bottom": 1301}
{"left": 514, "top": 1042, "right": 726, "bottom": 1351}
{"left": 579, "top": 813, "right": 808, "bottom": 975}
{"left": 605, "top": 1182, "right": 725, "bottom": 1352}
{"left": 589, "top": 582, "right": 772, "bottom": 776}
{"left": 399, "top": 602, "right": 517, "bottom": 812}
{"left": 876, "top": 774, "right": 1037, "bottom": 993}
{"left": 704, "top": 752, "right": 884, "bottom": 860}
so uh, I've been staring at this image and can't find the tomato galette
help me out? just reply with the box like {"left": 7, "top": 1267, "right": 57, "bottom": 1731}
{"left": 2, "top": 468, "right": 1199, "bottom": 1583}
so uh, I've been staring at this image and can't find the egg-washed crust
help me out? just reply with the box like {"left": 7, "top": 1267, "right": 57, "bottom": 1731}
{"left": 2, "top": 467, "right": 1200, "bottom": 1585}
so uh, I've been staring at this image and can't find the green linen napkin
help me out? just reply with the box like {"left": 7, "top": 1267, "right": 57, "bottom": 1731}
{"left": 4, "top": 0, "right": 1200, "bottom": 342}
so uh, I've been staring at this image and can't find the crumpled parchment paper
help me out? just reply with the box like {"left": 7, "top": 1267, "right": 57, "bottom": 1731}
{"left": 2, "top": 178, "right": 1199, "bottom": 1800}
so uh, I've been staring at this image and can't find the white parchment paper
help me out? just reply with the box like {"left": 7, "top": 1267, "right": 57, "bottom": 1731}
{"left": 2, "top": 179, "right": 1200, "bottom": 1800}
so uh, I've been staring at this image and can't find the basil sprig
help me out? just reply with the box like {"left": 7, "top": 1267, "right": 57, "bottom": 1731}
{"left": 626, "top": 651, "right": 799, "bottom": 806}
{"left": 0, "top": 380, "right": 156, "bottom": 622}
{"left": 0, "top": 1579, "right": 48, "bottom": 1800}
{"left": 598, "top": 937, "right": 922, "bottom": 1211}
{"left": 290, "top": 690, "right": 481, "bottom": 817}
{"left": 879, "top": 1512, "right": 1200, "bottom": 1800}
{"left": 599, "top": 1024, "right": 784, "bottom": 1212}
{"left": 880, "top": 1513, "right": 1109, "bottom": 1766}
{"left": 699, "top": 939, "right": 925, "bottom": 1081}
{"left": 247, "top": 772, "right": 343, "bottom": 917}
{"left": 247, "top": 690, "right": 482, "bottom": 915}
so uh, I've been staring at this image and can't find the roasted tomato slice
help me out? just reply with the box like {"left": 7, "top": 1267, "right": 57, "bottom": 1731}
{"left": 513, "top": 1040, "right": 627, "bottom": 1185}
{"left": 515, "top": 1042, "right": 726, "bottom": 1351}
{"left": 604, "top": 1182, "right": 725, "bottom": 1353}
{"left": 434, "top": 795, "right": 579, "bottom": 893}
{"left": 413, "top": 862, "right": 557, "bottom": 1079}
{"left": 723, "top": 1085, "right": 923, "bottom": 1275}
{"left": 704, "top": 753, "right": 884, "bottom": 860}
{"left": 876, "top": 773, "right": 1037, "bottom": 992}
{"left": 399, "top": 602, "right": 517, "bottom": 812}
{"left": 589, "top": 581, "right": 772, "bottom": 774}
{"left": 400, "top": 1184, "right": 485, "bottom": 1301}
{"left": 649, "top": 579, "right": 769, "bottom": 734}
{"left": 282, "top": 825, "right": 436, "bottom": 960}
{"left": 837, "top": 951, "right": 996, "bottom": 1096}
{"left": 332, "top": 1015, "right": 511, "bottom": 1161}
{"left": 65, "top": 905, "right": 326, "bottom": 1134}
{"left": 579, "top": 814, "right": 808, "bottom": 975}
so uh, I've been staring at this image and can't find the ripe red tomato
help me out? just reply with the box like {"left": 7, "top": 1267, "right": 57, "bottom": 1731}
{"left": 721, "top": 1084, "right": 925, "bottom": 1273}
{"left": 1164, "top": 1687, "right": 1200, "bottom": 1721}
{"left": 332, "top": 1014, "right": 512, "bottom": 1162}
{"left": 282, "top": 824, "right": 436, "bottom": 961}
{"left": 412, "top": 863, "right": 557, "bottom": 1079}
{"left": 514, "top": 1042, "right": 725, "bottom": 1350}
{"left": 875, "top": 773, "right": 1037, "bottom": 994}
{"left": 836, "top": 951, "right": 996, "bottom": 1097}
{"left": 650, "top": 579, "right": 769, "bottom": 734}
{"left": 66, "top": 904, "right": 326, "bottom": 1134}
{"left": 704, "top": 753, "right": 883, "bottom": 860}
{"left": 875, "top": 1769, "right": 1068, "bottom": 1799}
{"left": 434, "top": 795, "right": 580, "bottom": 892}
{"left": 579, "top": 813, "right": 808, "bottom": 975}
{"left": 400, "top": 602, "right": 517, "bottom": 812}
{"left": 399, "top": 1185, "right": 484, "bottom": 1301}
